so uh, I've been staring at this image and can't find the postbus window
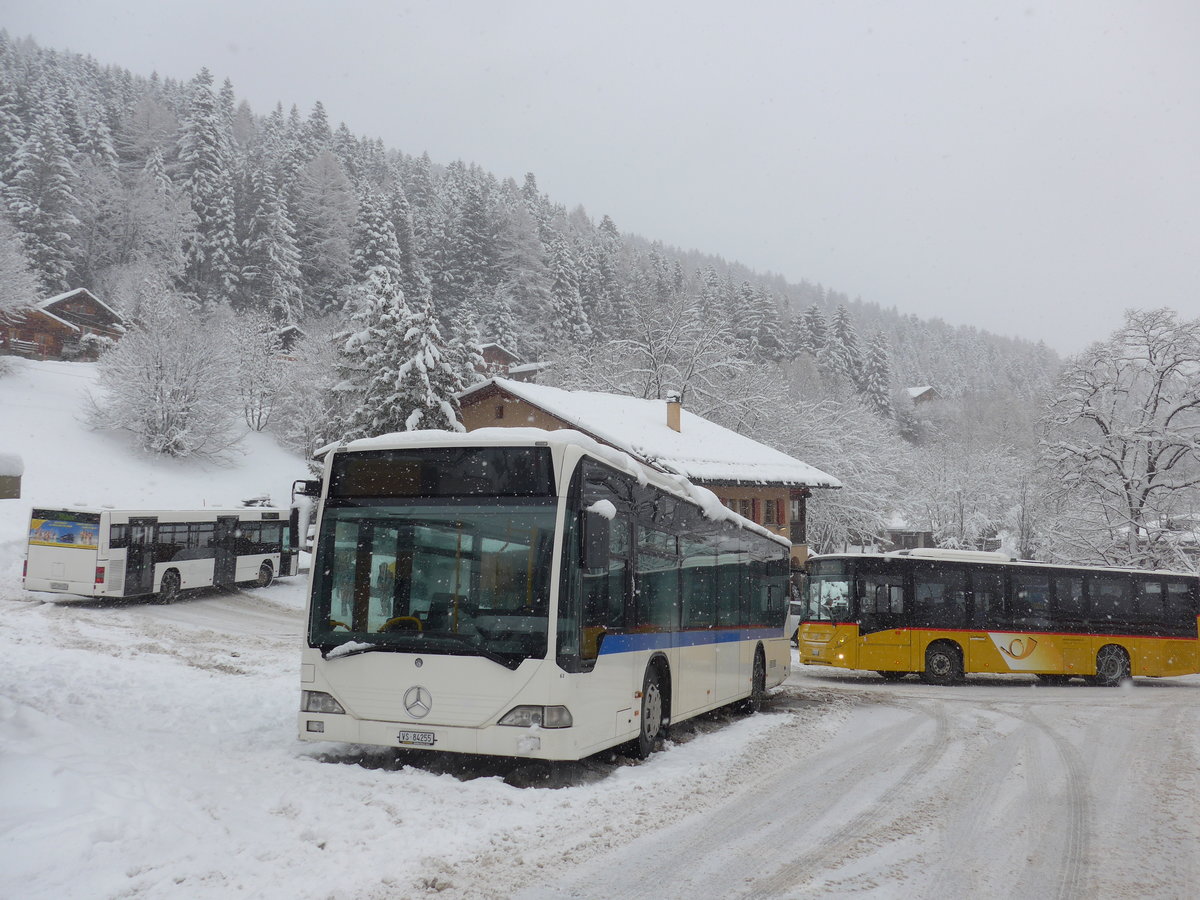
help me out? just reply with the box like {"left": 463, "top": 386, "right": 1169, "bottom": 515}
{"left": 582, "top": 519, "right": 629, "bottom": 633}
{"left": 1165, "top": 581, "right": 1195, "bottom": 621}
{"left": 913, "top": 566, "right": 966, "bottom": 628}
{"left": 1010, "top": 572, "right": 1051, "bottom": 626}
{"left": 1088, "top": 575, "right": 1133, "bottom": 624}
{"left": 858, "top": 573, "right": 904, "bottom": 616}
{"left": 805, "top": 560, "right": 850, "bottom": 622}
{"left": 1054, "top": 576, "right": 1085, "bottom": 619}
{"left": 1137, "top": 580, "right": 1164, "bottom": 618}
{"left": 970, "top": 568, "right": 1005, "bottom": 627}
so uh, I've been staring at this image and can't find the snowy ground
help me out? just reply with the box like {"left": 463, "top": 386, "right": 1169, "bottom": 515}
{"left": 3, "top": 358, "right": 1200, "bottom": 898}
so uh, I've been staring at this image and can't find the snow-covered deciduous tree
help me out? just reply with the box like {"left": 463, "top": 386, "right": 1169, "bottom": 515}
{"left": 89, "top": 282, "right": 242, "bottom": 460}
{"left": 761, "top": 395, "right": 909, "bottom": 553}
{"left": 901, "top": 444, "right": 1019, "bottom": 550}
{"left": 271, "top": 317, "right": 348, "bottom": 462}
{"left": 229, "top": 309, "right": 286, "bottom": 431}
{"left": 1039, "top": 307, "right": 1200, "bottom": 568}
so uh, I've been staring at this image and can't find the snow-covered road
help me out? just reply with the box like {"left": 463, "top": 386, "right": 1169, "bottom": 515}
{"left": 3, "top": 578, "right": 1198, "bottom": 899}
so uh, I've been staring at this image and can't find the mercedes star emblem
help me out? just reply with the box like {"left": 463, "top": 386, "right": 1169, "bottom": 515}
{"left": 403, "top": 685, "right": 432, "bottom": 719}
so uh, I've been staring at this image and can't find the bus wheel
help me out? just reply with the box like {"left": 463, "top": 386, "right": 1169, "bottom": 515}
{"left": 158, "top": 570, "right": 181, "bottom": 605}
{"left": 633, "top": 667, "right": 665, "bottom": 760}
{"left": 877, "top": 671, "right": 908, "bottom": 681}
{"left": 922, "top": 642, "right": 963, "bottom": 685}
{"left": 1090, "top": 645, "right": 1130, "bottom": 687}
{"left": 255, "top": 562, "right": 274, "bottom": 589}
{"left": 742, "top": 648, "right": 768, "bottom": 713}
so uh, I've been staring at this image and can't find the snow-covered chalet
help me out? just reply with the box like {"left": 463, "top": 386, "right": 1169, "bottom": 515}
{"left": 0, "top": 288, "right": 125, "bottom": 360}
{"left": 458, "top": 378, "right": 841, "bottom": 564}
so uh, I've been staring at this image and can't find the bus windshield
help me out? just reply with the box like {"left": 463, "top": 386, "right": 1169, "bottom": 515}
{"left": 804, "top": 559, "right": 853, "bottom": 622}
{"left": 309, "top": 501, "right": 556, "bottom": 669}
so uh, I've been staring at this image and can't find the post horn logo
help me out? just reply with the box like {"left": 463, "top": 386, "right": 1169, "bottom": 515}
{"left": 403, "top": 686, "right": 432, "bottom": 719}
{"left": 1000, "top": 636, "right": 1038, "bottom": 660}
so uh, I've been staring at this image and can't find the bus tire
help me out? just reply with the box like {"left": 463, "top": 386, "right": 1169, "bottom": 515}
{"left": 922, "top": 641, "right": 963, "bottom": 685}
{"left": 158, "top": 570, "right": 181, "bottom": 605}
{"left": 633, "top": 665, "right": 666, "bottom": 760}
{"left": 255, "top": 561, "right": 274, "bottom": 589}
{"left": 741, "top": 647, "right": 768, "bottom": 713}
{"left": 877, "top": 671, "right": 908, "bottom": 681}
{"left": 1090, "top": 644, "right": 1130, "bottom": 687}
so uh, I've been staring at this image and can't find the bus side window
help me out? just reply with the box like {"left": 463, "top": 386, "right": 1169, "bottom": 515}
{"left": 914, "top": 567, "right": 966, "bottom": 628}
{"left": 1165, "top": 581, "right": 1195, "bottom": 623}
{"left": 1137, "top": 580, "right": 1164, "bottom": 619}
{"left": 970, "top": 569, "right": 1004, "bottom": 628}
{"left": 110, "top": 524, "right": 129, "bottom": 549}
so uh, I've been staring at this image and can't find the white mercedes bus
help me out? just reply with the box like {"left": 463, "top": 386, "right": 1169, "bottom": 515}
{"left": 24, "top": 507, "right": 300, "bottom": 602}
{"left": 298, "top": 428, "right": 792, "bottom": 761}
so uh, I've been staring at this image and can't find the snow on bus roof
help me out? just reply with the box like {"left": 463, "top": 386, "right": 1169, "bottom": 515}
{"left": 336, "top": 428, "right": 792, "bottom": 547}
{"left": 458, "top": 378, "right": 841, "bottom": 489}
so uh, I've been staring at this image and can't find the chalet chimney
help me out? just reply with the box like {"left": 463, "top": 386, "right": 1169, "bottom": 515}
{"left": 666, "top": 390, "right": 682, "bottom": 432}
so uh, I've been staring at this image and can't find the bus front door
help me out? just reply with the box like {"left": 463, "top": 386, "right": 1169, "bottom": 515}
{"left": 125, "top": 517, "right": 157, "bottom": 596}
{"left": 215, "top": 516, "right": 239, "bottom": 587}
{"left": 855, "top": 574, "right": 911, "bottom": 672}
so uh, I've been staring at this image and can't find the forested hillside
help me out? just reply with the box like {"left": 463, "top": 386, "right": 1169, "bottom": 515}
{"left": 3, "top": 33, "right": 1194, "bottom": 571}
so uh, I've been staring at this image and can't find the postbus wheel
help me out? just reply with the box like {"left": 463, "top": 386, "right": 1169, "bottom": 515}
{"left": 633, "top": 666, "right": 666, "bottom": 760}
{"left": 158, "top": 570, "right": 181, "bottom": 605}
{"left": 921, "top": 641, "right": 963, "bottom": 685}
{"left": 1089, "top": 644, "right": 1130, "bottom": 687}
{"left": 255, "top": 561, "right": 274, "bottom": 588}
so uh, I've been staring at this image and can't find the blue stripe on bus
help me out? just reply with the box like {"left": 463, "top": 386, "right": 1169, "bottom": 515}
{"left": 598, "top": 627, "right": 783, "bottom": 654}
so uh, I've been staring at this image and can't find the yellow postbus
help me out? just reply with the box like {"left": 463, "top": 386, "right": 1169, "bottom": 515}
{"left": 796, "top": 549, "right": 1200, "bottom": 686}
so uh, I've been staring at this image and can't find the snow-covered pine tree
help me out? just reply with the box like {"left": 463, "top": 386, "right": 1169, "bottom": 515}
{"left": 860, "top": 331, "right": 895, "bottom": 418}
{"left": 178, "top": 68, "right": 238, "bottom": 303}
{"left": 822, "top": 304, "right": 863, "bottom": 386}
{"left": 0, "top": 217, "right": 40, "bottom": 317}
{"left": 351, "top": 189, "right": 404, "bottom": 284}
{"left": 293, "top": 149, "right": 356, "bottom": 314}
{"left": 240, "top": 160, "right": 303, "bottom": 322}
{"left": 546, "top": 234, "right": 592, "bottom": 347}
{"left": 4, "top": 111, "right": 79, "bottom": 293}
{"left": 337, "top": 269, "right": 475, "bottom": 440}
{"left": 797, "top": 303, "right": 828, "bottom": 357}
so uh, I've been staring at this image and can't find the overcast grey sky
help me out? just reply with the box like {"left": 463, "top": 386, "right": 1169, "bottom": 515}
{"left": 5, "top": 0, "right": 1199, "bottom": 353}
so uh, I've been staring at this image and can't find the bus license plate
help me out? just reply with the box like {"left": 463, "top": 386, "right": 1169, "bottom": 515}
{"left": 50, "top": 582, "right": 68, "bottom": 590}
{"left": 397, "top": 730, "right": 435, "bottom": 747}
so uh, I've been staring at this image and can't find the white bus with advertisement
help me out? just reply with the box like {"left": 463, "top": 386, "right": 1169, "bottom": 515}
{"left": 24, "top": 506, "right": 300, "bottom": 602}
{"left": 298, "top": 428, "right": 792, "bottom": 761}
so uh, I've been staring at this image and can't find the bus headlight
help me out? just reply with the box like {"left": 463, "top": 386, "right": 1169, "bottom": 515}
{"left": 302, "top": 691, "right": 346, "bottom": 715}
{"left": 498, "top": 705, "right": 573, "bottom": 728}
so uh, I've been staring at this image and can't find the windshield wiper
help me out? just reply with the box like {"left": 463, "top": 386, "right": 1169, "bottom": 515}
{"left": 320, "top": 640, "right": 405, "bottom": 660}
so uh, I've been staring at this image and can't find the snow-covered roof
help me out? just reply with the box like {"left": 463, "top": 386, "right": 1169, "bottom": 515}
{"left": 906, "top": 385, "right": 937, "bottom": 399}
{"left": 39, "top": 288, "right": 124, "bottom": 322}
{"left": 458, "top": 378, "right": 841, "bottom": 488}
{"left": 30, "top": 306, "right": 80, "bottom": 333}
{"left": 506, "top": 361, "right": 551, "bottom": 375}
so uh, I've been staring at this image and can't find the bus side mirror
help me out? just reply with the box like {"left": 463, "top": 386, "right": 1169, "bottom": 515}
{"left": 581, "top": 511, "right": 610, "bottom": 570}
{"left": 292, "top": 479, "right": 321, "bottom": 501}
